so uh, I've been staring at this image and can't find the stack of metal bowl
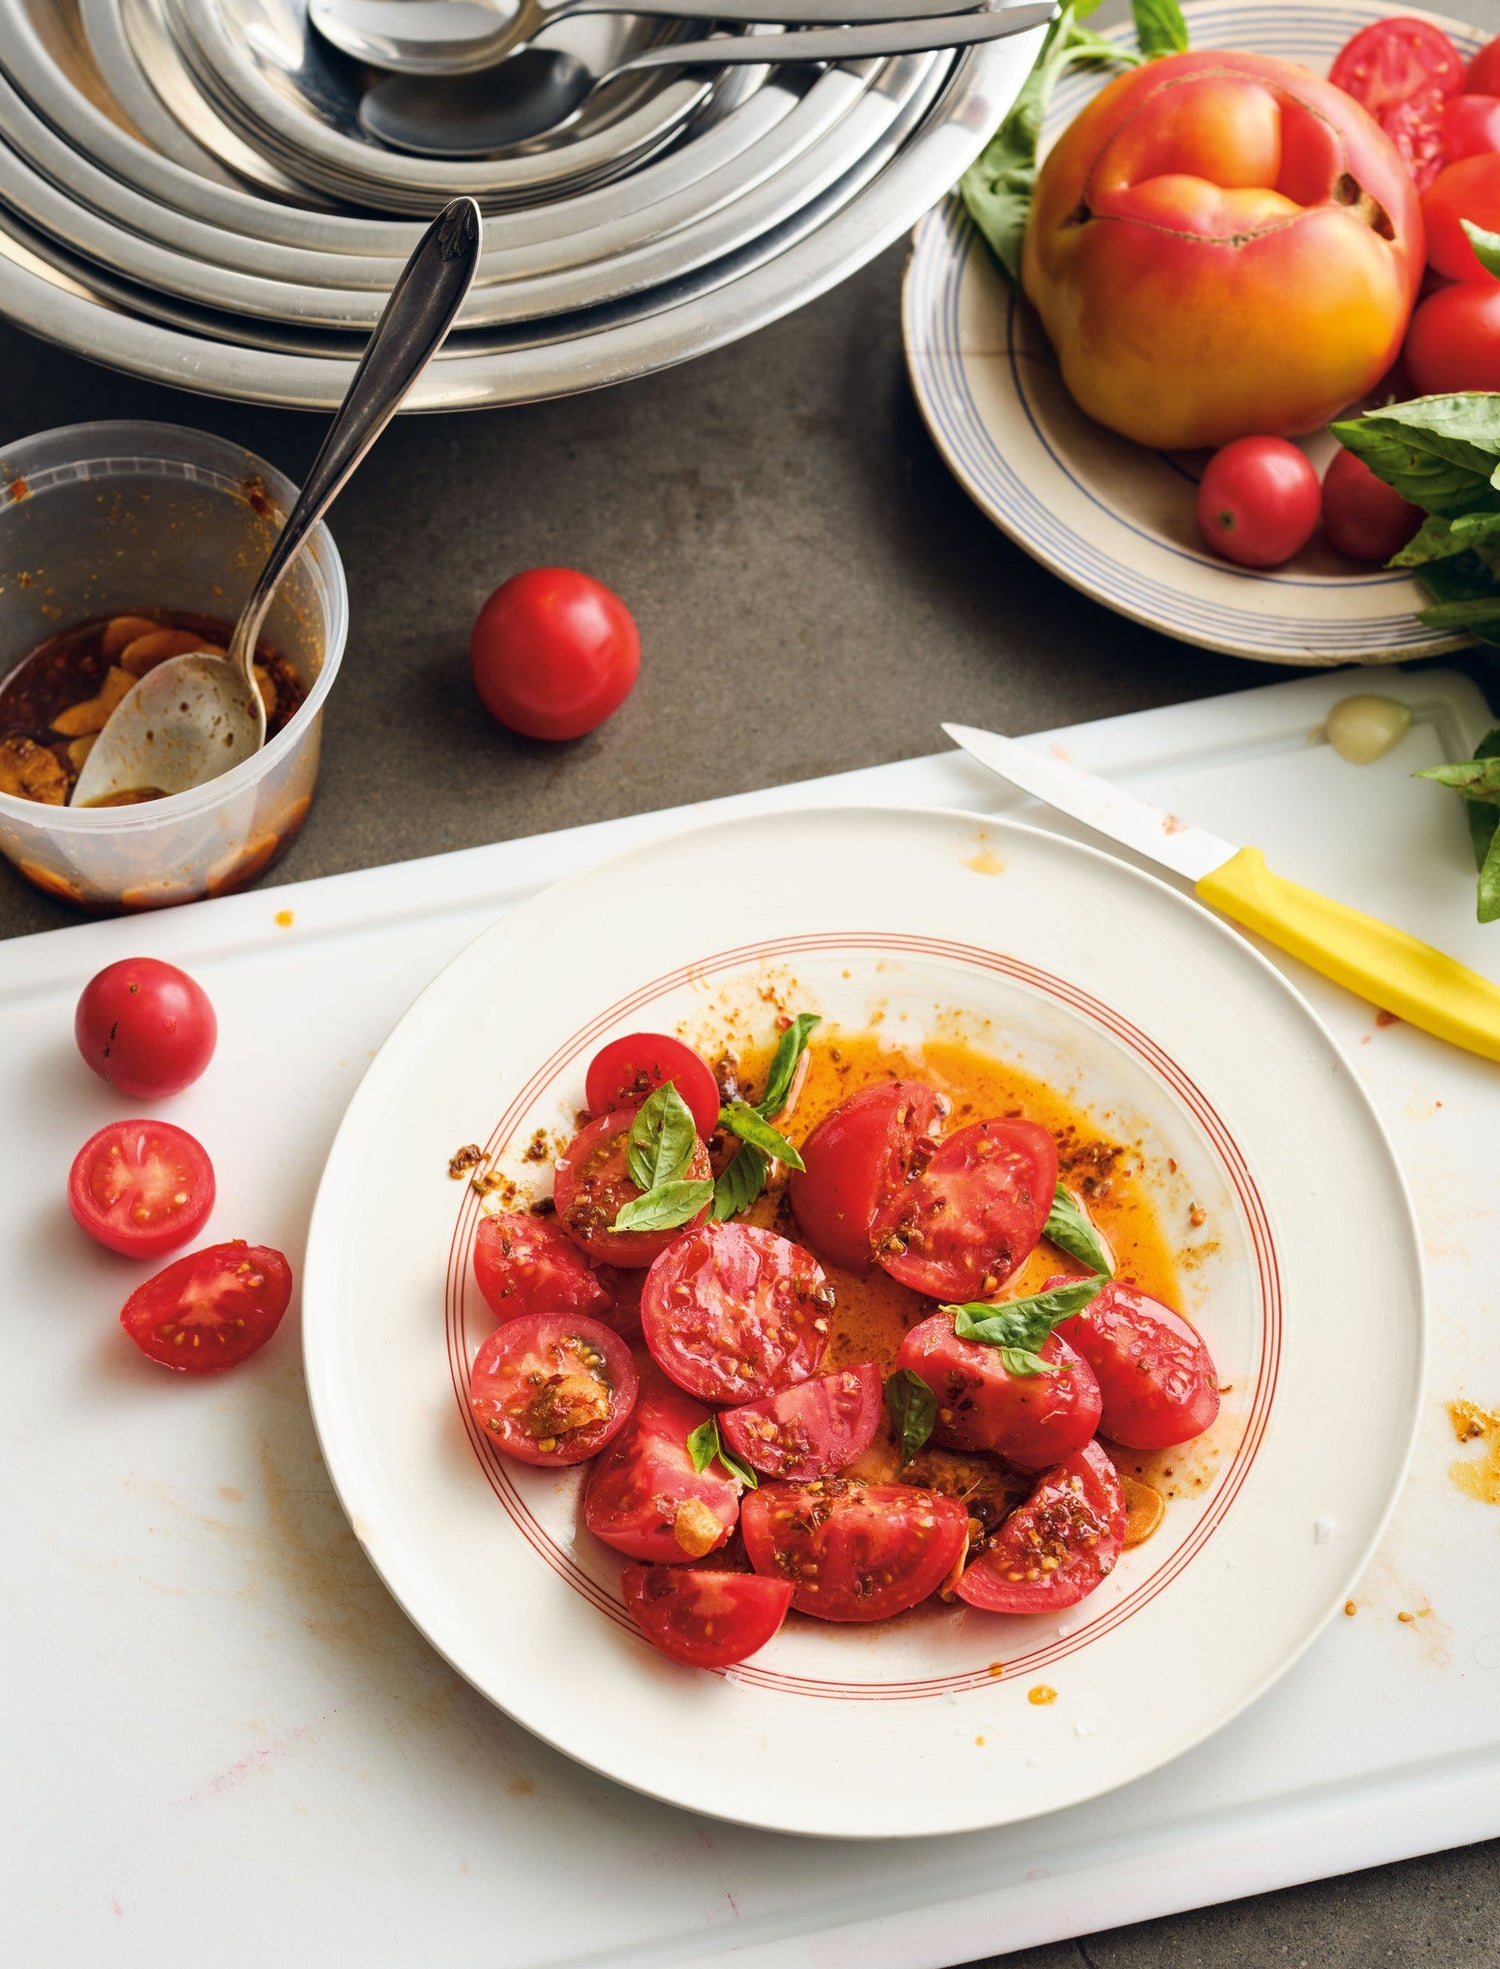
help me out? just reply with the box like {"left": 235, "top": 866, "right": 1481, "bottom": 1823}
{"left": 0, "top": 0, "right": 1039, "bottom": 409}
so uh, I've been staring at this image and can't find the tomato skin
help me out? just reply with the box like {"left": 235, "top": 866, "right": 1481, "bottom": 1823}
{"left": 1443, "top": 93, "right": 1500, "bottom": 162}
{"left": 1320, "top": 448, "right": 1424, "bottom": 562}
{"left": 469, "top": 1312, "right": 637, "bottom": 1466}
{"left": 1403, "top": 280, "right": 1500, "bottom": 391}
{"left": 1055, "top": 1277, "right": 1220, "bottom": 1451}
{"left": 956, "top": 1441, "right": 1126, "bottom": 1615}
{"left": 584, "top": 1374, "right": 740, "bottom": 1563}
{"left": 1470, "top": 38, "right": 1500, "bottom": 97}
{"left": 896, "top": 1311, "right": 1103, "bottom": 1471}
{"left": 119, "top": 1240, "right": 292, "bottom": 1373}
{"left": 621, "top": 1566, "right": 793, "bottom": 1669}
{"left": 789, "top": 1080, "right": 948, "bottom": 1270}
{"left": 74, "top": 957, "right": 217, "bottom": 1099}
{"left": 68, "top": 1118, "right": 215, "bottom": 1258}
{"left": 1196, "top": 438, "right": 1321, "bottom": 568}
{"left": 585, "top": 1034, "right": 720, "bottom": 1141}
{"left": 641, "top": 1221, "right": 833, "bottom": 1405}
{"left": 741, "top": 1478, "right": 970, "bottom": 1622}
{"left": 471, "top": 568, "right": 639, "bottom": 743}
{"left": 873, "top": 1116, "right": 1058, "bottom": 1303}
{"left": 553, "top": 1107, "right": 711, "bottom": 1267}
{"left": 1423, "top": 154, "right": 1500, "bottom": 278}
{"left": 473, "top": 1212, "right": 609, "bottom": 1325}
{"left": 719, "top": 1362, "right": 883, "bottom": 1482}
{"left": 1330, "top": 18, "right": 1464, "bottom": 191}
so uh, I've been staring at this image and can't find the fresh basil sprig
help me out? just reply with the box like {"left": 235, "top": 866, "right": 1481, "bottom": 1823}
{"left": 946, "top": 1274, "right": 1107, "bottom": 1378}
{"left": 685, "top": 1416, "right": 759, "bottom": 1489}
{"left": 625, "top": 1081, "right": 699, "bottom": 1195}
{"left": 759, "top": 1013, "right": 821, "bottom": 1118}
{"left": 712, "top": 1011, "right": 820, "bottom": 1221}
{"left": 613, "top": 1179, "right": 713, "bottom": 1234}
{"left": 1043, "top": 1185, "right": 1113, "bottom": 1276}
{"left": 1416, "top": 727, "right": 1500, "bottom": 923}
{"left": 718, "top": 1100, "right": 805, "bottom": 1172}
{"left": 1132, "top": 0, "right": 1188, "bottom": 58}
{"left": 885, "top": 1368, "right": 937, "bottom": 1466}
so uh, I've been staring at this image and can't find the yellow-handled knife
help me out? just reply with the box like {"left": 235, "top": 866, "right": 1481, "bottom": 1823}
{"left": 944, "top": 721, "right": 1500, "bottom": 1066}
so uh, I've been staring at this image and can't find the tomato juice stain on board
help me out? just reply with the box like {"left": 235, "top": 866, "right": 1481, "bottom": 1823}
{"left": 1448, "top": 1398, "right": 1500, "bottom": 1505}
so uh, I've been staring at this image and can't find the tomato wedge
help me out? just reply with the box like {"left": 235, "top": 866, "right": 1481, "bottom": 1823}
{"left": 896, "top": 1309, "right": 1102, "bottom": 1471}
{"left": 469, "top": 1312, "right": 637, "bottom": 1466}
{"left": 1330, "top": 17, "right": 1465, "bottom": 190}
{"left": 789, "top": 1081, "right": 948, "bottom": 1269}
{"left": 621, "top": 1566, "right": 793, "bottom": 1669}
{"left": 956, "top": 1441, "right": 1126, "bottom": 1614}
{"left": 585, "top": 1033, "right": 720, "bottom": 1141}
{"left": 68, "top": 1118, "right": 215, "bottom": 1258}
{"left": 473, "top": 1211, "right": 609, "bottom": 1325}
{"left": 719, "top": 1362, "right": 883, "bottom": 1481}
{"left": 584, "top": 1373, "right": 740, "bottom": 1563}
{"left": 1055, "top": 1276, "right": 1220, "bottom": 1451}
{"left": 553, "top": 1107, "right": 711, "bottom": 1267}
{"left": 872, "top": 1116, "right": 1057, "bottom": 1302}
{"left": 741, "top": 1478, "right": 969, "bottom": 1622}
{"left": 119, "top": 1240, "right": 292, "bottom": 1373}
{"left": 640, "top": 1221, "right": 834, "bottom": 1405}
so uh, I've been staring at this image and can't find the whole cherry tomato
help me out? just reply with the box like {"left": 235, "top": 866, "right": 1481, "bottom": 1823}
{"left": 1423, "top": 154, "right": 1500, "bottom": 279}
{"left": 471, "top": 569, "right": 639, "bottom": 742}
{"left": 1196, "top": 438, "right": 1321, "bottom": 569}
{"left": 75, "top": 956, "right": 217, "bottom": 1098}
{"left": 1443, "top": 94, "right": 1500, "bottom": 162}
{"left": 1404, "top": 280, "right": 1500, "bottom": 392}
{"left": 1468, "top": 35, "right": 1500, "bottom": 95}
{"left": 1321, "top": 449, "right": 1424, "bottom": 563}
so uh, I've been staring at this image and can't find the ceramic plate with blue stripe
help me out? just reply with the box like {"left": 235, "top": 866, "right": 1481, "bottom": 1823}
{"left": 902, "top": 0, "right": 1478, "bottom": 665}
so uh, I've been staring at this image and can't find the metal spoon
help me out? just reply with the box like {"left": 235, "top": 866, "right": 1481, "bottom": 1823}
{"left": 310, "top": 0, "right": 988, "bottom": 77}
{"left": 360, "top": 4, "right": 1055, "bottom": 156}
{"left": 71, "top": 198, "right": 482, "bottom": 809}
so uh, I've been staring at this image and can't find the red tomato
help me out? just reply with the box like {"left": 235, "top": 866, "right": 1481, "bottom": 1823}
{"left": 640, "top": 1221, "right": 833, "bottom": 1405}
{"left": 621, "top": 1566, "right": 793, "bottom": 1670}
{"left": 1422, "top": 154, "right": 1500, "bottom": 277}
{"left": 468, "top": 1312, "right": 637, "bottom": 1466}
{"left": 471, "top": 568, "right": 639, "bottom": 743}
{"left": 719, "top": 1362, "right": 883, "bottom": 1482}
{"left": 553, "top": 1107, "right": 711, "bottom": 1267}
{"left": 956, "top": 1441, "right": 1126, "bottom": 1615}
{"left": 896, "top": 1310, "right": 1102, "bottom": 1471}
{"left": 1468, "top": 35, "right": 1500, "bottom": 96}
{"left": 584, "top": 1374, "right": 740, "bottom": 1563}
{"left": 585, "top": 1033, "right": 720, "bottom": 1141}
{"left": 788, "top": 1081, "right": 948, "bottom": 1270}
{"left": 592, "top": 1263, "right": 644, "bottom": 1341}
{"left": 741, "top": 1478, "right": 969, "bottom": 1622}
{"left": 473, "top": 1211, "right": 608, "bottom": 1325}
{"left": 1196, "top": 438, "right": 1321, "bottom": 568}
{"left": 1443, "top": 93, "right": 1500, "bottom": 161}
{"left": 1330, "top": 17, "right": 1464, "bottom": 189}
{"left": 119, "top": 1240, "right": 292, "bottom": 1373}
{"left": 1404, "top": 279, "right": 1500, "bottom": 391}
{"left": 872, "top": 1116, "right": 1057, "bottom": 1302}
{"left": 1321, "top": 448, "right": 1424, "bottom": 563}
{"left": 74, "top": 956, "right": 217, "bottom": 1099}
{"left": 1055, "top": 1278, "right": 1220, "bottom": 1451}
{"left": 68, "top": 1118, "right": 215, "bottom": 1258}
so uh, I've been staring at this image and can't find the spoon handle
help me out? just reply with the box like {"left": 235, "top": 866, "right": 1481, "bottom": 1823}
{"left": 617, "top": 3, "right": 1054, "bottom": 68}
{"left": 230, "top": 197, "right": 482, "bottom": 682}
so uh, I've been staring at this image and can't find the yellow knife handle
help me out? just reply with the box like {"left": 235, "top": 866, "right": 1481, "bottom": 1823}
{"left": 1196, "top": 846, "right": 1500, "bottom": 1064}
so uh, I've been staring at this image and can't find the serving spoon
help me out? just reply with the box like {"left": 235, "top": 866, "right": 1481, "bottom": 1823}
{"left": 71, "top": 198, "right": 482, "bottom": 809}
{"left": 360, "top": 3, "right": 1055, "bottom": 155}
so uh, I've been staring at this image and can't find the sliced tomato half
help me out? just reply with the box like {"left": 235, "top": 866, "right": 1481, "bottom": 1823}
{"left": 583, "top": 1373, "right": 740, "bottom": 1563}
{"left": 956, "top": 1441, "right": 1126, "bottom": 1615}
{"left": 1055, "top": 1276, "right": 1220, "bottom": 1451}
{"left": 469, "top": 1312, "right": 637, "bottom": 1466}
{"left": 719, "top": 1362, "right": 883, "bottom": 1482}
{"left": 585, "top": 1033, "right": 721, "bottom": 1141}
{"left": 119, "top": 1240, "right": 292, "bottom": 1373}
{"left": 640, "top": 1221, "right": 834, "bottom": 1405}
{"left": 553, "top": 1106, "right": 711, "bottom": 1268}
{"left": 621, "top": 1566, "right": 793, "bottom": 1669}
{"left": 872, "top": 1116, "right": 1057, "bottom": 1302}
{"left": 1329, "top": 17, "right": 1465, "bottom": 189}
{"left": 741, "top": 1477, "right": 969, "bottom": 1622}
{"left": 896, "top": 1309, "right": 1101, "bottom": 1471}
{"left": 788, "top": 1080, "right": 948, "bottom": 1269}
{"left": 472, "top": 1211, "right": 609, "bottom": 1325}
{"left": 68, "top": 1118, "right": 215, "bottom": 1259}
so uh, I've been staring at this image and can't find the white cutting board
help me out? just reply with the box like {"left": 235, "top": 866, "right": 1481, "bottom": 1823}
{"left": 1, "top": 664, "right": 1496, "bottom": 1969}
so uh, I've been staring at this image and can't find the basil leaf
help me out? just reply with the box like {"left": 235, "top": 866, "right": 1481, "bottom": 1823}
{"left": 1463, "top": 730, "right": 1500, "bottom": 871}
{"left": 1480, "top": 824, "right": 1500, "bottom": 925}
{"left": 1414, "top": 756, "right": 1500, "bottom": 801}
{"left": 758, "top": 1013, "right": 821, "bottom": 1117}
{"left": 947, "top": 1274, "right": 1107, "bottom": 1374}
{"left": 625, "top": 1081, "right": 698, "bottom": 1194}
{"left": 612, "top": 1178, "right": 713, "bottom": 1234}
{"left": 885, "top": 1368, "right": 937, "bottom": 1465}
{"left": 1416, "top": 728, "right": 1500, "bottom": 923}
{"left": 712, "top": 1141, "right": 769, "bottom": 1221}
{"left": 1132, "top": 0, "right": 1187, "bottom": 56}
{"left": 998, "top": 1346, "right": 1054, "bottom": 1378}
{"left": 1043, "top": 1185, "right": 1113, "bottom": 1275}
{"left": 1331, "top": 400, "right": 1500, "bottom": 519}
{"left": 719, "top": 1100, "right": 806, "bottom": 1173}
{"left": 683, "top": 1415, "right": 758, "bottom": 1488}
{"left": 717, "top": 1443, "right": 759, "bottom": 1490}
{"left": 1463, "top": 219, "right": 1500, "bottom": 281}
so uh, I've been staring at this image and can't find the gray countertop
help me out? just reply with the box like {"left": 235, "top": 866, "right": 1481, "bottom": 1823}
{"left": 3, "top": 8, "right": 1499, "bottom": 1959}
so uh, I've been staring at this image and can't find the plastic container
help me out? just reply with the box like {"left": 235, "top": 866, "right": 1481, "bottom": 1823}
{"left": 0, "top": 421, "right": 347, "bottom": 912}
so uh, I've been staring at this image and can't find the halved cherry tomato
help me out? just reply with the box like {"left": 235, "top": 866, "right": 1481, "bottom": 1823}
{"left": 789, "top": 1080, "right": 948, "bottom": 1270}
{"left": 742, "top": 1477, "right": 969, "bottom": 1622}
{"left": 872, "top": 1116, "right": 1057, "bottom": 1302}
{"left": 719, "top": 1362, "right": 883, "bottom": 1481}
{"left": 1055, "top": 1277, "right": 1220, "bottom": 1451}
{"left": 1423, "top": 154, "right": 1500, "bottom": 278}
{"left": 469, "top": 1312, "right": 637, "bottom": 1466}
{"left": 1330, "top": 17, "right": 1465, "bottom": 190}
{"left": 553, "top": 1106, "right": 711, "bottom": 1267}
{"left": 621, "top": 1565, "right": 793, "bottom": 1669}
{"left": 68, "top": 1118, "right": 215, "bottom": 1258}
{"left": 896, "top": 1310, "right": 1101, "bottom": 1470}
{"left": 74, "top": 956, "right": 217, "bottom": 1099}
{"left": 119, "top": 1240, "right": 292, "bottom": 1373}
{"left": 585, "top": 1033, "right": 720, "bottom": 1141}
{"left": 956, "top": 1441, "right": 1126, "bottom": 1615}
{"left": 640, "top": 1221, "right": 834, "bottom": 1405}
{"left": 1321, "top": 449, "right": 1424, "bottom": 563}
{"left": 1443, "top": 93, "right": 1500, "bottom": 161}
{"left": 473, "top": 1211, "right": 609, "bottom": 1325}
{"left": 584, "top": 1373, "right": 740, "bottom": 1563}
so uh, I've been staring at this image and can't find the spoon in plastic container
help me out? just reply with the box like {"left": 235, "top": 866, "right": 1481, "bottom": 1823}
{"left": 360, "top": 4, "right": 1057, "bottom": 156}
{"left": 70, "top": 197, "right": 482, "bottom": 809}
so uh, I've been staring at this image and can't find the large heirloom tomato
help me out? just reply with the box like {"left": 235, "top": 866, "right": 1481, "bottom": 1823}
{"left": 1022, "top": 52, "right": 1424, "bottom": 450}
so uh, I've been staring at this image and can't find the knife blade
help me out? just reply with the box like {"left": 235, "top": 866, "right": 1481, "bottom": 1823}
{"left": 944, "top": 721, "right": 1500, "bottom": 1066}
